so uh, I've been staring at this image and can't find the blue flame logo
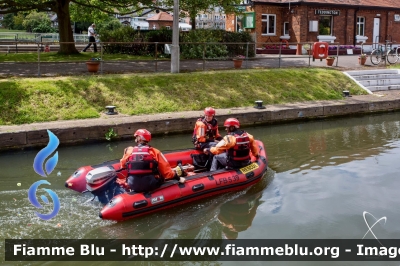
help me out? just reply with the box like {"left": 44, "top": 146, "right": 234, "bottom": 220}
{"left": 33, "top": 130, "right": 59, "bottom": 177}
{"left": 28, "top": 180, "right": 60, "bottom": 220}
{"left": 29, "top": 130, "right": 60, "bottom": 220}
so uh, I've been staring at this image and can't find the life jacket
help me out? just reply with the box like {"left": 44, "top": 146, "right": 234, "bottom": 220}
{"left": 192, "top": 117, "right": 219, "bottom": 145}
{"left": 126, "top": 145, "right": 158, "bottom": 176}
{"left": 226, "top": 130, "right": 251, "bottom": 168}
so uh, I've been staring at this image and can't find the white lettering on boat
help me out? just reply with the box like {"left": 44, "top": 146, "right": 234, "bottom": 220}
{"left": 151, "top": 195, "right": 164, "bottom": 205}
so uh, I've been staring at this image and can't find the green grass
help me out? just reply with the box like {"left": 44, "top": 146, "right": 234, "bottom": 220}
{"left": 0, "top": 52, "right": 156, "bottom": 62}
{"left": 0, "top": 68, "right": 367, "bottom": 125}
{"left": 0, "top": 29, "right": 26, "bottom": 32}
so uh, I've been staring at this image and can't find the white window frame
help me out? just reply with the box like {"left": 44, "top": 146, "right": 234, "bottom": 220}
{"left": 283, "top": 22, "right": 289, "bottom": 36}
{"left": 356, "top": 16, "right": 365, "bottom": 36}
{"left": 166, "top": 26, "right": 171, "bottom": 30}
{"left": 261, "top": 14, "right": 276, "bottom": 36}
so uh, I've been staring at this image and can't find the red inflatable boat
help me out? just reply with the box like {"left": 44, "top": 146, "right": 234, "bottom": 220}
{"left": 65, "top": 149, "right": 201, "bottom": 193}
{"left": 66, "top": 140, "right": 268, "bottom": 221}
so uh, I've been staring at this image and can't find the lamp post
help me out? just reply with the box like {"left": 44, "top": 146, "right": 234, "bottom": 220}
{"left": 171, "top": 0, "right": 180, "bottom": 73}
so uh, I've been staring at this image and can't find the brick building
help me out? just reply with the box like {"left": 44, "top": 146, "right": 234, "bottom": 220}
{"left": 231, "top": 0, "right": 400, "bottom": 50}
{"left": 147, "top": 12, "right": 173, "bottom": 30}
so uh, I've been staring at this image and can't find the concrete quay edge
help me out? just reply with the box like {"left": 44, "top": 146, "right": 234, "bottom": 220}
{"left": 1, "top": 90, "right": 400, "bottom": 151}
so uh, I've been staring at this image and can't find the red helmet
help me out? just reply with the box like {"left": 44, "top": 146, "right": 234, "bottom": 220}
{"left": 204, "top": 107, "right": 216, "bottom": 116}
{"left": 224, "top": 118, "right": 240, "bottom": 128}
{"left": 134, "top": 129, "right": 151, "bottom": 142}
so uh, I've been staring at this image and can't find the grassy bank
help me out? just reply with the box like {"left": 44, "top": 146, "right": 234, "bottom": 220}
{"left": 0, "top": 52, "right": 153, "bottom": 62}
{"left": 0, "top": 68, "right": 366, "bottom": 125}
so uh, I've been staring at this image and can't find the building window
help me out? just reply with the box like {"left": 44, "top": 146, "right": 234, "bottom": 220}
{"left": 319, "top": 16, "right": 332, "bottom": 35}
{"left": 356, "top": 17, "right": 365, "bottom": 36}
{"left": 283, "top": 22, "right": 289, "bottom": 35}
{"left": 261, "top": 14, "right": 276, "bottom": 35}
{"left": 236, "top": 15, "right": 244, "bottom": 32}
{"left": 166, "top": 26, "right": 170, "bottom": 30}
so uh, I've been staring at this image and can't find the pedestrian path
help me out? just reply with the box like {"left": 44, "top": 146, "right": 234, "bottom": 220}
{"left": 0, "top": 55, "right": 394, "bottom": 77}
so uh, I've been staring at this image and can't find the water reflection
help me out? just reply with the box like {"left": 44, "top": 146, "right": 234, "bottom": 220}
{"left": 218, "top": 171, "right": 272, "bottom": 239}
{"left": 249, "top": 113, "right": 400, "bottom": 174}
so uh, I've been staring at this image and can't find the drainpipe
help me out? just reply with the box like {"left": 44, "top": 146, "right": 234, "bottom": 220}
{"left": 345, "top": 9, "right": 348, "bottom": 44}
{"left": 387, "top": 10, "right": 390, "bottom": 43}
{"left": 353, "top": 7, "right": 358, "bottom": 46}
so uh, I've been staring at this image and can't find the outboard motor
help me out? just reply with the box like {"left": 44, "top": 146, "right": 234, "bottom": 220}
{"left": 85, "top": 166, "right": 124, "bottom": 205}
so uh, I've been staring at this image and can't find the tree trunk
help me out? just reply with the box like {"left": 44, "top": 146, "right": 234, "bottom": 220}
{"left": 190, "top": 13, "right": 196, "bottom": 30}
{"left": 55, "top": 0, "right": 78, "bottom": 54}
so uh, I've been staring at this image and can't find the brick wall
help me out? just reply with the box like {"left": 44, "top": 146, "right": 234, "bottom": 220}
{"left": 254, "top": 5, "right": 285, "bottom": 46}
{"left": 225, "top": 14, "right": 236, "bottom": 32}
{"left": 148, "top": 21, "right": 173, "bottom": 30}
{"left": 251, "top": 3, "right": 400, "bottom": 46}
{"left": 388, "top": 11, "right": 400, "bottom": 43}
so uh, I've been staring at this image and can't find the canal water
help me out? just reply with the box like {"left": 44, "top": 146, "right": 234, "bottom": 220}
{"left": 1, "top": 112, "right": 400, "bottom": 266}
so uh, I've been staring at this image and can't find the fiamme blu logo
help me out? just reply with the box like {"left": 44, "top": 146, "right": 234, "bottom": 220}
{"left": 28, "top": 130, "right": 60, "bottom": 220}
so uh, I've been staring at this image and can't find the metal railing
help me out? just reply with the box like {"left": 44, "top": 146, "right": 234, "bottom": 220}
{"left": 0, "top": 40, "right": 396, "bottom": 77}
{"left": 0, "top": 33, "right": 89, "bottom": 43}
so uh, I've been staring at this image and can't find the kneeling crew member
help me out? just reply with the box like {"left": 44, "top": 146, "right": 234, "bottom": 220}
{"left": 118, "top": 129, "right": 186, "bottom": 192}
{"left": 204, "top": 118, "right": 258, "bottom": 171}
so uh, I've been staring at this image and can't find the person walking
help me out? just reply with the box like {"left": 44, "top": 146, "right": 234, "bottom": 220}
{"left": 204, "top": 118, "right": 259, "bottom": 171}
{"left": 82, "top": 23, "right": 97, "bottom": 52}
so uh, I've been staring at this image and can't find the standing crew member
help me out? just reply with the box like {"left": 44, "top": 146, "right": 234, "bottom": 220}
{"left": 192, "top": 107, "right": 222, "bottom": 149}
{"left": 118, "top": 129, "right": 186, "bottom": 193}
{"left": 204, "top": 118, "right": 259, "bottom": 171}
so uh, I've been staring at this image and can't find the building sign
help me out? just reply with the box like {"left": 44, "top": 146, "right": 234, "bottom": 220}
{"left": 315, "top": 10, "right": 340, "bottom": 16}
{"left": 243, "top": 12, "right": 255, "bottom": 29}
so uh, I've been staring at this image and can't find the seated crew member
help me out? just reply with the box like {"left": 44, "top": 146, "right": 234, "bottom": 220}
{"left": 192, "top": 107, "right": 222, "bottom": 150}
{"left": 204, "top": 118, "right": 259, "bottom": 171}
{"left": 118, "top": 129, "right": 186, "bottom": 192}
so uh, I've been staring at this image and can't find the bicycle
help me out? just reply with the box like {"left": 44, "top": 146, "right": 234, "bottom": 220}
{"left": 386, "top": 43, "right": 400, "bottom": 64}
{"left": 370, "top": 41, "right": 400, "bottom": 65}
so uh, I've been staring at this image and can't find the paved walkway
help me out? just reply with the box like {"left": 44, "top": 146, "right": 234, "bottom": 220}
{"left": 0, "top": 54, "right": 391, "bottom": 77}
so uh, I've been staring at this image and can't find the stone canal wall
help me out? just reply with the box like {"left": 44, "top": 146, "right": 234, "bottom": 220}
{"left": 1, "top": 91, "right": 400, "bottom": 151}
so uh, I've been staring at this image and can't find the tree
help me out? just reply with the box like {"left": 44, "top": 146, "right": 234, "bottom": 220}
{"left": 2, "top": 14, "right": 15, "bottom": 29}
{"left": 163, "top": 0, "right": 242, "bottom": 30}
{"left": 22, "top": 11, "right": 52, "bottom": 32}
{"left": 2, "top": 13, "right": 25, "bottom": 30}
{"left": 0, "top": 0, "right": 242, "bottom": 54}
{"left": 96, "top": 16, "right": 122, "bottom": 35}
{"left": 0, "top": 0, "right": 156, "bottom": 54}
{"left": 13, "top": 12, "right": 26, "bottom": 30}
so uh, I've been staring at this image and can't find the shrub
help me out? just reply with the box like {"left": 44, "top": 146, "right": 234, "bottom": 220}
{"left": 100, "top": 27, "right": 149, "bottom": 55}
{"left": 99, "top": 28, "right": 255, "bottom": 58}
